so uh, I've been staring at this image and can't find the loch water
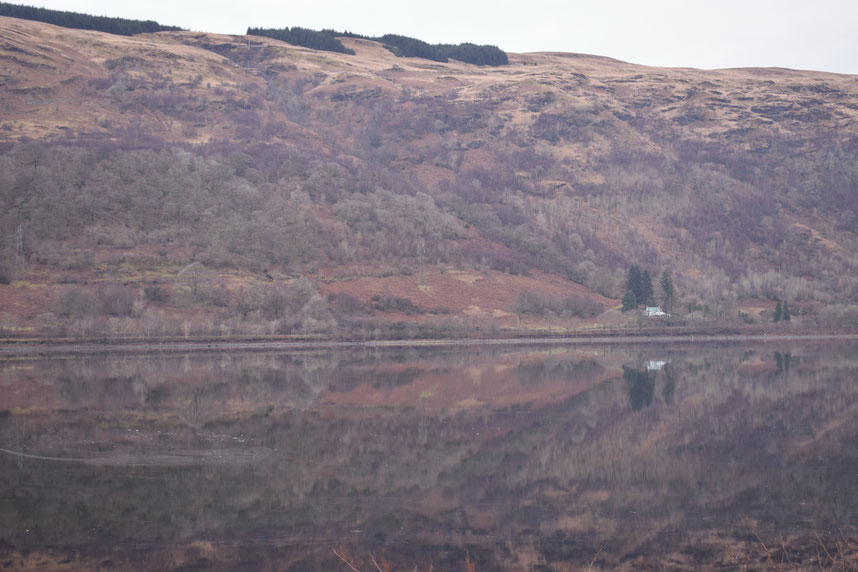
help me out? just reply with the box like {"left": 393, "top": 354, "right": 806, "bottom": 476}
{"left": 1, "top": 340, "right": 857, "bottom": 570}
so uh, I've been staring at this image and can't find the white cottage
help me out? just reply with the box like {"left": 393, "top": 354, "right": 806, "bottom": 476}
{"left": 643, "top": 306, "right": 667, "bottom": 317}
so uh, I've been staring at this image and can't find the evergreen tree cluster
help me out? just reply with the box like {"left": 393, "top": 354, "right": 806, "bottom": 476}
{"left": 444, "top": 42, "right": 508, "bottom": 66}
{"left": 248, "top": 27, "right": 508, "bottom": 66}
{"left": 773, "top": 300, "right": 791, "bottom": 322}
{"left": 0, "top": 2, "right": 181, "bottom": 36}
{"left": 379, "top": 34, "right": 446, "bottom": 62}
{"left": 378, "top": 34, "right": 508, "bottom": 66}
{"left": 247, "top": 27, "right": 355, "bottom": 55}
{"left": 625, "top": 264, "right": 654, "bottom": 307}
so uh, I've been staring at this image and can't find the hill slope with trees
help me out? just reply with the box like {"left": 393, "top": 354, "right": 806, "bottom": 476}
{"left": 1, "top": 16, "right": 857, "bottom": 339}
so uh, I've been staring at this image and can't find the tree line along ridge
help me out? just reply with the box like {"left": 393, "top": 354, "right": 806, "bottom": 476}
{"left": 0, "top": 3, "right": 508, "bottom": 65}
{"left": 247, "top": 27, "right": 509, "bottom": 66}
{"left": 0, "top": 2, "right": 182, "bottom": 35}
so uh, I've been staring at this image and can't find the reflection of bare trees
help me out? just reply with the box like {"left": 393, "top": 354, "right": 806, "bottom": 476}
{"left": 178, "top": 389, "right": 204, "bottom": 429}
{"left": 300, "top": 354, "right": 339, "bottom": 397}
{"left": 3, "top": 352, "right": 341, "bottom": 426}
{"left": 14, "top": 418, "right": 25, "bottom": 470}
{"left": 484, "top": 345, "right": 858, "bottom": 564}
{"left": 2, "top": 344, "right": 858, "bottom": 568}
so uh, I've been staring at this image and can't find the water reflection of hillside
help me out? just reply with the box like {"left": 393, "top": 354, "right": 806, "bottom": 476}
{"left": 1, "top": 342, "right": 857, "bottom": 570}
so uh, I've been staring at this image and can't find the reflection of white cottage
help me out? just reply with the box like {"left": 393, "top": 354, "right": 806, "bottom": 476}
{"left": 647, "top": 359, "right": 668, "bottom": 371}
{"left": 644, "top": 306, "right": 667, "bottom": 317}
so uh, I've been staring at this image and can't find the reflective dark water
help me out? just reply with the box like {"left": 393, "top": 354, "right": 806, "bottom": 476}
{"left": 1, "top": 341, "right": 857, "bottom": 570}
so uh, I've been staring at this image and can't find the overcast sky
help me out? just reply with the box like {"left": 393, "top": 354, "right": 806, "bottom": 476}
{"left": 17, "top": 0, "right": 858, "bottom": 74}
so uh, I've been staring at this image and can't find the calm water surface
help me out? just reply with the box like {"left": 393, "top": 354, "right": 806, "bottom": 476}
{"left": 1, "top": 341, "right": 857, "bottom": 570}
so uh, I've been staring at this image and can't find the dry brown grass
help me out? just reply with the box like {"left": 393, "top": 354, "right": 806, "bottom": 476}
{"left": 729, "top": 519, "right": 858, "bottom": 571}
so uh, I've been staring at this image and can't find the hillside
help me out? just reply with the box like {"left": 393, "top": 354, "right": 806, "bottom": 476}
{"left": 1, "top": 16, "right": 857, "bottom": 339}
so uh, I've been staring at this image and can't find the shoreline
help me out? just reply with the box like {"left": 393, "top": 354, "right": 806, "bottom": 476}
{"left": 2, "top": 332, "right": 856, "bottom": 357}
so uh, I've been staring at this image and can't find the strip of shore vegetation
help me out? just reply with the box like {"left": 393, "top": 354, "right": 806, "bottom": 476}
{"left": 2, "top": 329, "right": 855, "bottom": 357}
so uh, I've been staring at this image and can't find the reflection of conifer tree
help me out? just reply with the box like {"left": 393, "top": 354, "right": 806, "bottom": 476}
{"left": 775, "top": 352, "right": 793, "bottom": 375}
{"left": 661, "top": 363, "right": 676, "bottom": 405}
{"left": 418, "top": 397, "right": 427, "bottom": 445}
{"left": 623, "top": 366, "right": 655, "bottom": 411}
{"left": 659, "top": 270, "right": 674, "bottom": 312}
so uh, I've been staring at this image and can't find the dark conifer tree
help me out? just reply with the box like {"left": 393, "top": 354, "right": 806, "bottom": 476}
{"left": 626, "top": 265, "right": 654, "bottom": 306}
{"left": 627, "top": 265, "right": 642, "bottom": 301}
{"left": 622, "top": 289, "right": 637, "bottom": 312}
{"left": 640, "top": 270, "right": 654, "bottom": 306}
{"left": 660, "top": 270, "right": 674, "bottom": 312}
